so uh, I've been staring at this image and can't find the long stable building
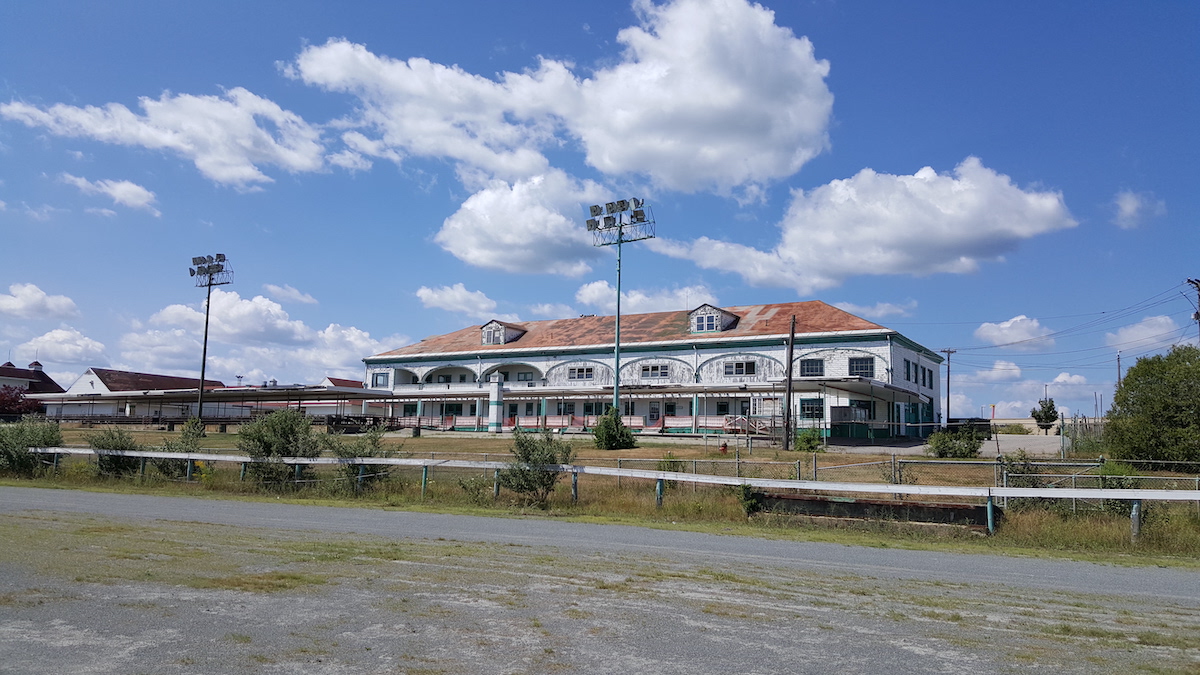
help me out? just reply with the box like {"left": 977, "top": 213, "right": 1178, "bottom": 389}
{"left": 364, "top": 301, "right": 942, "bottom": 438}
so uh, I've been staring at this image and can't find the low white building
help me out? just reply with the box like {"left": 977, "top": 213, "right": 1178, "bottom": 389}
{"left": 364, "top": 301, "right": 942, "bottom": 439}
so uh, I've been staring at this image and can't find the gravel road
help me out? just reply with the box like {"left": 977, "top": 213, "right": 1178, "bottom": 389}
{"left": 1, "top": 486, "right": 1197, "bottom": 674}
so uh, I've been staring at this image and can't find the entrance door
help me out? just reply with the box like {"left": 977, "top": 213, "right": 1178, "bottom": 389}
{"left": 648, "top": 401, "right": 660, "bottom": 423}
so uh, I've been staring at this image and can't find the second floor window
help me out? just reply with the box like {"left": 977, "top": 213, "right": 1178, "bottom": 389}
{"left": 799, "top": 359, "right": 824, "bottom": 377}
{"left": 371, "top": 372, "right": 389, "bottom": 388}
{"left": 641, "top": 364, "right": 669, "bottom": 378}
{"left": 517, "top": 371, "right": 533, "bottom": 381}
{"left": 482, "top": 326, "right": 503, "bottom": 345}
{"left": 849, "top": 357, "right": 875, "bottom": 379}
{"left": 724, "top": 361, "right": 756, "bottom": 376}
{"left": 568, "top": 367, "right": 594, "bottom": 380}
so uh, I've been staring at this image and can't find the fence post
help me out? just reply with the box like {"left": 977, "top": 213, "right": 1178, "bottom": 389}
{"left": 239, "top": 462, "right": 246, "bottom": 481}
{"left": 186, "top": 459, "right": 194, "bottom": 481}
{"left": 421, "top": 465, "right": 429, "bottom": 498}
{"left": 735, "top": 449, "right": 741, "bottom": 478}
{"left": 986, "top": 494, "right": 995, "bottom": 535}
{"left": 1130, "top": 500, "right": 1142, "bottom": 544}
{"left": 572, "top": 471, "right": 578, "bottom": 503}
{"left": 655, "top": 478, "right": 664, "bottom": 508}
{"left": 293, "top": 463, "right": 302, "bottom": 485}
{"left": 891, "top": 454, "right": 898, "bottom": 485}
{"left": 357, "top": 465, "right": 365, "bottom": 491}
{"left": 52, "top": 453, "right": 60, "bottom": 472}
{"left": 493, "top": 468, "right": 500, "bottom": 499}
{"left": 812, "top": 454, "right": 818, "bottom": 481}
{"left": 140, "top": 457, "right": 147, "bottom": 480}
{"left": 795, "top": 459, "right": 801, "bottom": 481}
{"left": 617, "top": 458, "right": 622, "bottom": 488}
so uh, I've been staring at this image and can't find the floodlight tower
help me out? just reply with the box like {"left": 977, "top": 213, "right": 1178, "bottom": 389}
{"left": 189, "top": 254, "right": 233, "bottom": 425}
{"left": 584, "top": 199, "right": 656, "bottom": 413}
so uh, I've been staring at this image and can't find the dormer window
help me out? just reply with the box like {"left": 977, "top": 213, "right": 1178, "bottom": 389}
{"left": 481, "top": 320, "right": 526, "bottom": 346}
{"left": 688, "top": 304, "right": 738, "bottom": 334}
{"left": 483, "top": 326, "right": 503, "bottom": 345}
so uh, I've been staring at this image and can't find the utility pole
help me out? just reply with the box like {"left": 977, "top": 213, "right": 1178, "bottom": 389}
{"left": 782, "top": 315, "right": 796, "bottom": 452}
{"left": 1188, "top": 279, "right": 1200, "bottom": 343}
{"left": 940, "top": 348, "right": 956, "bottom": 427}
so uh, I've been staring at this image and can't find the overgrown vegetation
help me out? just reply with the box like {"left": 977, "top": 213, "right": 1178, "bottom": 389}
{"left": 329, "top": 425, "right": 393, "bottom": 493}
{"left": 592, "top": 407, "right": 635, "bottom": 450}
{"left": 0, "top": 415, "right": 61, "bottom": 476}
{"left": 656, "top": 451, "right": 685, "bottom": 490}
{"left": 152, "top": 418, "right": 205, "bottom": 479}
{"left": 994, "top": 423, "right": 1031, "bottom": 435}
{"left": 924, "top": 427, "right": 984, "bottom": 458}
{"left": 1107, "top": 344, "right": 1200, "bottom": 463}
{"left": 498, "top": 429, "right": 576, "bottom": 507}
{"left": 88, "top": 427, "right": 144, "bottom": 476}
{"left": 237, "top": 409, "right": 335, "bottom": 489}
{"left": 793, "top": 427, "right": 823, "bottom": 453}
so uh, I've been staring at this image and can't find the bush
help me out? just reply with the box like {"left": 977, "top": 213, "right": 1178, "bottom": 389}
{"left": 995, "top": 423, "right": 1031, "bottom": 435}
{"left": 152, "top": 418, "right": 205, "bottom": 479}
{"left": 331, "top": 425, "right": 393, "bottom": 492}
{"left": 593, "top": 407, "right": 635, "bottom": 450}
{"left": 0, "top": 416, "right": 61, "bottom": 476}
{"left": 925, "top": 428, "right": 984, "bottom": 458}
{"left": 1107, "top": 345, "right": 1200, "bottom": 462}
{"left": 499, "top": 429, "right": 575, "bottom": 507}
{"left": 237, "top": 409, "right": 332, "bottom": 489}
{"left": 1098, "top": 461, "right": 1141, "bottom": 515}
{"left": 457, "top": 474, "right": 494, "bottom": 505}
{"left": 88, "top": 427, "right": 144, "bottom": 476}
{"left": 793, "top": 428, "right": 823, "bottom": 453}
{"left": 731, "top": 484, "right": 763, "bottom": 516}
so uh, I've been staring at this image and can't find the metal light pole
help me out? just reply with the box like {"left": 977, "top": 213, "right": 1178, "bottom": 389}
{"left": 585, "top": 199, "right": 655, "bottom": 413}
{"left": 940, "top": 348, "right": 956, "bottom": 427}
{"left": 189, "top": 254, "right": 233, "bottom": 425}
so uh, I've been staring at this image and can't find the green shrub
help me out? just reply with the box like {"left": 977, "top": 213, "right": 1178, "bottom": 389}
{"left": 88, "top": 427, "right": 143, "bottom": 476}
{"left": 731, "top": 484, "right": 763, "bottom": 516}
{"left": 1098, "top": 461, "right": 1141, "bottom": 515}
{"left": 499, "top": 429, "right": 575, "bottom": 507}
{"left": 237, "top": 409, "right": 331, "bottom": 489}
{"left": 593, "top": 407, "right": 635, "bottom": 450}
{"left": 331, "top": 425, "right": 392, "bottom": 492}
{"left": 0, "top": 416, "right": 61, "bottom": 476}
{"left": 995, "top": 423, "right": 1031, "bottom": 435}
{"left": 457, "top": 474, "right": 494, "bottom": 505}
{"left": 925, "top": 428, "right": 984, "bottom": 458}
{"left": 793, "top": 427, "right": 823, "bottom": 453}
{"left": 152, "top": 417, "right": 205, "bottom": 479}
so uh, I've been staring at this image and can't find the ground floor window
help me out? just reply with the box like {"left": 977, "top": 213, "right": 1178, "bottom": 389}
{"left": 443, "top": 403, "right": 463, "bottom": 416}
{"left": 800, "top": 399, "right": 823, "bottom": 419}
{"left": 716, "top": 401, "right": 729, "bottom": 415}
{"left": 403, "top": 403, "right": 417, "bottom": 416}
{"left": 849, "top": 399, "right": 876, "bottom": 420}
{"left": 556, "top": 402, "right": 576, "bottom": 415}
{"left": 664, "top": 401, "right": 676, "bottom": 416}
{"left": 623, "top": 400, "right": 636, "bottom": 416}
{"left": 525, "top": 402, "right": 535, "bottom": 416}
{"left": 508, "top": 403, "right": 518, "bottom": 417}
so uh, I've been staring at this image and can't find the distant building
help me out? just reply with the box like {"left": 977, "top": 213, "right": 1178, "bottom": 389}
{"left": 364, "top": 301, "right": 942, "bottom": 438}
{"left": 45, "top": 368, "right": 225, "bottom": 419}
{"left": 0, "top": 361, "right": 65, "bottom": 394}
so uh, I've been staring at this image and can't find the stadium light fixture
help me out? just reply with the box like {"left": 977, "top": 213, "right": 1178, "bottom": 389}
{"left": 189, "top": 253, "right": 234, "bottom": 427}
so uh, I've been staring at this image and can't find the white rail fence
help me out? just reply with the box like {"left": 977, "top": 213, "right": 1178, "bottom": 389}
{"left": 28, "top": 447, "right": 1200, "bottom": 538}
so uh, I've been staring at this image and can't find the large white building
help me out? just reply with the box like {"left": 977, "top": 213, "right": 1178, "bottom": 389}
{"left": 364, "top": 301, "right": 942, "bottom": 439}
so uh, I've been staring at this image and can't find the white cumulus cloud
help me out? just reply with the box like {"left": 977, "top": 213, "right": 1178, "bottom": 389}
{"left": 435, "top": 170, "right": 603, "bottom": 276}
{"left": 416, "top": 283, "right": 519, "bottom": 323}
{"left": 971, "top": 360, "right": 1022, "bottom": 383}
{"left": 60, "top": 173, "right": 160, "bottom": 215}
{"left": 529, "top": 303, "right": 577, "bottom": 319}
{"left": 1, "top": 87, "right": 324, "bottom": 189}
{"left": 1105, "top": 315, "right": 1183, "bottom": 351}
{"left": 1113, "top": 190, "right": 1166, "bottom": 229}
{"left": 0, "top": 283, "right": 80, "bottom": 319}
{"left": 149, "top": 288, "right": 313, "bottom": 344}
{"left": 974, "top": 315, "right": 1055, "bottom": 351}
{"left": 575, "top": 280, "right": 717, "bottom": 315}
{"left": 650, "top": 157, "right": 1077, "bottom": 294}
{"left": 16, "top": 327, "right": 107, "bottom": 365}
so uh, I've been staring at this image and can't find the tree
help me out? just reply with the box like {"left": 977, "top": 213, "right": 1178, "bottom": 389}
{"left": 0, "top": 416, "right": 61, "bottom": 476}
{"left": 1030, "top": 398, "right": 1059, "bottom": 435}
{"left": 1107, "top": 345, "right": 1200, "bottom": 463}
{"left": 925, "top": 427, "right": 984, "bottom": 458}
{"left": 0, "top": 386, "right": 42, "bottom": 416}
{"left": 498, "top": 429, "right": 575, "bottom": 507}
{"left": 237, "top": 409, "right": 333, "bottom": 488}
{"left": 88, "top": 427, "right": 143, "bottom": 476}
{"left": 592, "top": 406, "right": 635, "bottom": 450}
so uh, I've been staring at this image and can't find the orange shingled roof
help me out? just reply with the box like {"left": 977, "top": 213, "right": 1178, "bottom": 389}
{"left": 372, "top": 301, "right": 884, "bottom": 358}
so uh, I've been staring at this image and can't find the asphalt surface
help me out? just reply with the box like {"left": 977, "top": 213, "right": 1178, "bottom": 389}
{"left": 1, "top": 486, "right": 1198, "bottom": 674}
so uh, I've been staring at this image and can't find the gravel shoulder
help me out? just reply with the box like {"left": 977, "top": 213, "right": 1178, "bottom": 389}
{"left": 1, "top": 486, "right": 1198, "bottom": 674}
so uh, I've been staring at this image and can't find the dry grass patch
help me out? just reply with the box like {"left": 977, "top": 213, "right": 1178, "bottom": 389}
{"left": 193, "top": 571, "right": 327, "bottom": 593}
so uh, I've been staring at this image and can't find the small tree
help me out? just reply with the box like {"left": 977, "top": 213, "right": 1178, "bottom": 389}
{"left": 330, "top": 425, "right": 392, "bottom": 492}
{"left": 237, "top": 409, "right": 330, "bottom": 488}
{"left": 88, "top": 427, "right": 143, "bottom": 476}
{"left": 498, "top": 429, "right": 575, "bottom": 507}
{"left": 1107, "top": 345, "right": 1200, "bottom": 463}
{"left": 593, "top": 406, "right": 635, "bottom": 450}
{"left": 1030, "top": 398, "right": 1059, "bottom": 435}
{"left": 793, "top": 427, "right": 823, "bottom": 453}
{"left": 0, "top": 385, "right": 43, "bottom": 416}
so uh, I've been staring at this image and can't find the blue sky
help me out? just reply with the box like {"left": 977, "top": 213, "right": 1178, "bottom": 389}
{"left": 1, "top": 0, "right": 1196, "bottom": 420}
